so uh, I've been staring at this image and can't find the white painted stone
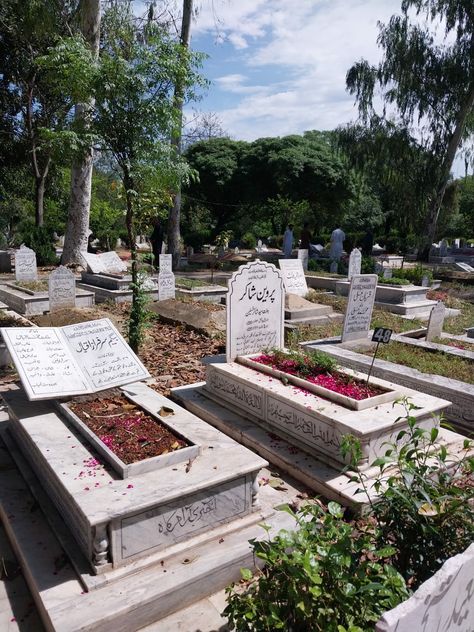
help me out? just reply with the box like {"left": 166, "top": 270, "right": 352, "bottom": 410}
{"left": 426, "top": 301, "right": 445, "bottom": 341}
{"left": 1, "top": 318, "right": 150, "bottom": 400}
{"left": 376, "top": 544, "right": 474, "bottom": 632}
{"left": 159, "top": 253, "right": 172, "bottom": 272}
{"left": 382, "top": 267, "right": 392, "bottom": 279}
{"left": 347, "top": 248, "right": 361, "bottom": 280}
{"left": 15, "top": 245, "right": 37, "bottom": 281}
{"left": 81, "top": 251, "right": 106, "bottom": 274}
{"left": 297, "top": 248, "right": 309, "bottom": 272}
{"left": 421, "top": 275, "right": 429, "bottom": 287}
{"left": 278, "top": 259, "right": 308, "bottom": 296}
{"left": 341, "top": 274, "right": 378, "bottom": 342}
{"left": 48, "top": 266, "right": 76, "bottom": 312}
{"left": 158, "top": 271, "right": 176, "bottom": 300}
{"left": 454, "top": 261, "right": 474, "bottom": 272}
{"left": 226, "top": 260, "right": 284, "bottom": 362}
{"left": 81, "top": 251, "right": 127, "bottom": 275}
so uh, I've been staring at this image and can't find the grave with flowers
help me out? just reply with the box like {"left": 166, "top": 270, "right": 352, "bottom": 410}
{"left": 0, "top": 317, "right": 288, "bottom": 631}
{"left": 173, "top": 262, "right": 463, "bottom": 503}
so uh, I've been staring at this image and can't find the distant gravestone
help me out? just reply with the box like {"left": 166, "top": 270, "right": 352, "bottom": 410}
{"left": 98, "top": 251, "right": 128, "bottom": 275}
{"left": 426, "top": 301, "right": 446, "bottom": 342}
{"left": 15, "top": 245, "right": 38, "bottom": 282}
{"left": 330, "top": 261, "right": 338, "bottom": 274}
{"left": 454, "top": 238, "right": 460, "bottom": 248}
{"left": 256, "top": 239, "right": 263, "bottom": 253}
{"left": 439, "top": 239, "right": 448, "bottom": 257}
{"left": 383, "top": 267, "right": 393, "bottom": 280}
{"left": 421, "top": 275, "right": 430, "bottom": 287}
{"left": 158, "top": 255, "right": 175, "bottom": 300}
{"left": 341, "top": 274, "right": 378, "bottom": 343}
{"left": 347, "top": 248, "right": 362, "bottom": 280}
{"left": 454, "top": 262, "right": 474, "bottom": 273}
{"left": 227, "top": 260, "right": 284, "bottom": 362}
{"left": 48, "top": 266, "right": 76, "bottom": 312}
{"left": 278, "top": 259, "right": 308, "bottom": 297}
{"left": 297, "top": 248, "right": 309, "bottom": 271}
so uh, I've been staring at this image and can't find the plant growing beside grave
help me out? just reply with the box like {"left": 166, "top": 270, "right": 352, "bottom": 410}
{"left": 251, "top": 348, "right": 385, "bottom": 400}
{"left": 224, "top": 501, "right": 409, "bottom": 631}
{"left": 341, "top": 400, "right": 474, "bottom": 589}
{"left": 13, "top": 280, "right": 49, "bottom": 292}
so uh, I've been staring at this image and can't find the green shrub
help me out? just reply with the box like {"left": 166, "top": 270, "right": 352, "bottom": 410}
{"left": 377, "top": 276, "right": 410, "bottom": 285}
{"left": 392, "top": 265, "right": 433, "bottom": 286}
{"left": 240, "top": 232, "right": 256, "bottom": 249}
{"left": 360, "top": 256, "right": 376, "bottom": 274}
{"left": 22, "top": 226, "right": 58, "bottom": 266}
{"left": 224, "top": 502, "right": 408, "bottom": 632}
{"left": 342, "top": 400, "right": 474, "bottom": 590}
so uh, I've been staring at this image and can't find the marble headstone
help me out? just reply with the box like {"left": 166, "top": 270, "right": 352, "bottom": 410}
{"left": 426, "top": 301, "right": 445, "bottom": 342}
{"left": 98, "top": 251, "right": 128, "bottom": 275}
{"left": 341, "top": 274, "right": 378, "bottom": 343}
{"left": 382, "top": 267, "right": 393, "bottom": 280}
{"left": 297, "top": 248, "right": 309, "bottom": 272}
{"left": 15, "top": 245, "right": 38, "bottom": 282}
{"left": 158, "top": 255, "right": 175, "bottom": 300}
{"left": 278, "top": 259, "right": 308, "bottom": 297}
{"left": 226, "top": 260, "right": 284, "bottom": 362}
{"left": 48, "top": 266, "right": 76, "bottom": 312}
{"left": 330, "top": 261, "right": 338, "bottom": 274}
{"left": 439, "top": 239, "right": 448, "bottom": 257}
{"left": 159, "top": 254, "right": 172, "bottom": 272}
{"left": 347, "top": 248, "right": 362, "bottom": 280}
{"left": 454, "top": 262, "right": 474, "bottom": 273}
{"left": 421, "top": 275, "right": 430, "bottom": 287}
{"left": 256, "top": 239, "right": 263, "bottom": 253}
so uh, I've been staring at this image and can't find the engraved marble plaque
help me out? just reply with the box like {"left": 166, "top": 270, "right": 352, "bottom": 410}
{"left": 118, "top": 477, "right": 249, "bottom": 560}
{"left": 279, "top": 259, "right": 308, "bottom": 296}
{"left": 227, "top": 261, "right": 284, "bottom": 361}
{"left": 15, "top": 246, "right": 38, "bottom": 281}
{"left": 48, "top": 266, "right": 76, "bottom": 311}
{"left": 206, "top": 366, "right": 264, "bottom": 415}
{"left": 159, "top": 254, "right": 172, "bottom": 272}
{"left": 158, "top": 271, "right": 175, "bottom": 300}
{"left": 341, "top": 274, "right": 378, "bottom": 342}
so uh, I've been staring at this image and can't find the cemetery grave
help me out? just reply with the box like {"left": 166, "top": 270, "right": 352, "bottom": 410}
{"left": 175, "top": 275, "right": 228, "bottom": 303}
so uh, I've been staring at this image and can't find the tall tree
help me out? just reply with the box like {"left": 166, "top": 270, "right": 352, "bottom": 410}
{"left": 61, "top": 0, "right": 101, "bottom": 266}
{"left": 168, "top": 0, "right": 193, "bottom": 269}
{"left": 346, "top": 0, "right": 474, "bottom": 259}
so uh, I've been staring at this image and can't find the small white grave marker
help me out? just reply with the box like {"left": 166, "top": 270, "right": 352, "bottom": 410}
{"left": 454, "top": 262, "right": 474, "bottom": 273}
{"left": 227, "top": 260, "right": 284, "bottom": 362}
{"left": 81, "top": 251, "right": 127, "bottom": 275}
{"left": 341, "top": 274, "right": 378, "bottom": 342}
{"left": 297, "top": 248, "right": 309, "bottom": 272}
{"left": 348, "top": 248, "right": 362, "bottom": 280}
{"left": 426, "top": 301, "right": 445, "bottom": 342}
{"left": 48, "top": 266, "right": 76, "bottom": 312}
{"left": 421, "top": 275, "right": 430, "bottom": 287}
{"left": 158, "top": 254, "right": 175, "bottom": 299}
{"left": 15, "top": 245, "right": 38, "bottom": 282}
{"left": 278, "top": 259, "right": 308, "bottom": 297}
{"left": 159, "top": 254, "right": 172, "bottom": 272}
{"left": 383, "top": 267, "right": 393, "bottom": 280}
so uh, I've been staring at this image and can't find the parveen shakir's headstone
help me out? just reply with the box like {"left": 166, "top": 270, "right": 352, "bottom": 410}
{"left": 341, "top": 274, "right": 378, "bottom": 342}
{"left": 426, "top": 301, "right": 446, "bottom": 342}
{"left": 48, "top": 266, "right": 76, "bottom": 312}
{"left": 158, "top": 254, "right": 175, "bottom": 300}
{"left": 297, "top": 248, "right": 309, "bottom": 271}
{"left": 347, "top": 248, "right": 362, "bottom": 280}
{"left": 15, "top": 245, "right": 38, "bottom": 282}
{"left": 0, "top": 318, "right": 150, "bottom": 400}
{"left": 278, "top": 259, "right": 308, "bottom": 297}
{"left": 227, "top": 260, "right": 284, "bottom": 362}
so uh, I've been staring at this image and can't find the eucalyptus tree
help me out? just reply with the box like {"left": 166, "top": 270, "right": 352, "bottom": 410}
{"left": 346, "top": 0, "right": 474, "bottom": 258}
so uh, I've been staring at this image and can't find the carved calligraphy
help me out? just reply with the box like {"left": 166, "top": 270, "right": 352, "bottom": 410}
{"left": 341, "top": 274, "right": 378, "bottom": 342}
{"left": 278, "top": 259, "right": 308, "bottom": 297}
{"left": 48, "top": 266, "right": 76, "bottom": 311}
{"left": 15, "top": 245, "right": 38, "bottom": 282}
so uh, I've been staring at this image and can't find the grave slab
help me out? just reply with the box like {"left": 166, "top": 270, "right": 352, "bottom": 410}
{"left": 0, "top": 283, "right": 93, "bottom": 316}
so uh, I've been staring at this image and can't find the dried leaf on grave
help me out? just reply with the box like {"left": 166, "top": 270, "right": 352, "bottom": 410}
{"left": 170, "top": 441, "right": 180, "bottom": 450}
{"left": 418, "top": 502, "right": 439, "bottom": 516}
{"left": 268, "top": 478, "right": 288, "bottom": 491}
{"left": 159, "top": 406, "right": 175, "bottom": 417}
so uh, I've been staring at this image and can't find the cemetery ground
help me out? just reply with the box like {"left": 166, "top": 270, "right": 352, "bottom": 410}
{"left": 0, "top": 266, "right": 473, "bottom": 631}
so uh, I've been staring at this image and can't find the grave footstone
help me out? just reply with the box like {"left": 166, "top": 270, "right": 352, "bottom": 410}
{"left": 297, "top": 248, "right": 309, "bottom": 272}
{"left": 426, "top": 301, "right": 445, "bottom": 342}
{"left": 15, "top": 245, "right": 38, "bottom": 282}
{"left": 341, "top": 274, "right": 378, "bottom": 343}
{"left": 48, "top": 266, "right": 76, "bottom": 312}
{"left": 226, "top": 260, "right": 284, "bottom": 362}
{"left": 278, "top": 259, "right": 308, "bottom": 297}
{"left": 348, "top": 248, "right": 362, "bottom": 280}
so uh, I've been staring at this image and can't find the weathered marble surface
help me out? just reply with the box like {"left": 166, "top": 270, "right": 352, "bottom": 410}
{"left": 425, "top": 300, "right": 445, "bottom": 341}
{"left": 278, "top": 259, "right": 308, "bottom": 296}
{"left": 341, "top": 274, "right": 377, "bottom": 342}
{"left": 15, "top": 246, "right": 37, "bottom": 282}
{"left": 48, "top": 266, "right": 76, "bottom": 311}
{"left": 0, "top": 283, "right": 93, "bottom": 315}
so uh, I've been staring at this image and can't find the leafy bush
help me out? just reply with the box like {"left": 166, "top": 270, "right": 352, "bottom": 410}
{"left": 224, "top": 502, "right": 408, "bottom": 632}
{"left": 342, "top": 400, "right": 474, "bottom": 590}
{"left": 360, "top": 256, "right": 376, "bottom": 274}
{"left": 392, "top": 265, "right": 433, "bottom": 286}
{"left": 377, "top": 276, "right": 410, "bottom": 285}
{"left": 265, "top": 347, "right": 337, "bottom": 376}
{"left": 240, "top": 232, "right": 256, "bottom": 249}
{"left": 22, "top": 226, "right": 58, "bottom": 265}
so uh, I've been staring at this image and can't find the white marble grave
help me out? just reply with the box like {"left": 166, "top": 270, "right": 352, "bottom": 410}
{"left": 454, "top": 261, "right": 474, "bottom": 273}
{"left": 226, "top": 260, "right": 284, "bottom": 362}
{"left": 158, "top": 255, "right": 175, "bottom": 300}
{"left": 347, "top": 248, "right": 361, "bottom": 280}
{"left": 341, "top": 274, "right": 378, "bottom": 342}
{"left": 278, "top": 259, "right": 308, "bottom": 297}
{"left": 48, "top": 265, "right": 76, "bottom": 311}
{"left": 426, "top": 301, "right": 445, "bottom": 342}
{"left": 81, "top": 250, "right": 127, "bottom": 275}
{"left": 297, "top": 248, "right": 309, "bottom": 271}
{"left": 15, "top": 245, "right": 38, "bottom": 282}
{"left": 1, "top": 318, "right": 150, "bottom": 400}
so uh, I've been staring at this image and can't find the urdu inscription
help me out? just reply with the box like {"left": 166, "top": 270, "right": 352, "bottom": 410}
{"left": 341, "top": 274, "right": 378, "bottom": 342}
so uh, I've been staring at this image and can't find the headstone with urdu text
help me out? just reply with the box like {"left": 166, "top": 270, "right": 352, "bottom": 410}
{"left": 159, "top": 254, "right": 172, "bottom": 272}
{"left": 341, "top": 274, "right": 378, "bottom": 342}
{"left": 48, "top": 266, "right": 76, "bottom": 312}
{"left": 347, "top": 248, "right": 362, "bottom": 280}
{"left": 426, "top": 301, "right": 446, "bottom": 342}
{"left": 158, "top": 254, "right": 175, "bottom": 300}
{"left": 15, "top": 245, "right": 38, "bottom": 282}
{"left": 297, "top": 248, "right": 309, "bottom": 271}
{"left": 278, "top": 259, "right": 308, "bottom": 297}
{"left": 226, "top": 260, "right": 284, "bottom": 362}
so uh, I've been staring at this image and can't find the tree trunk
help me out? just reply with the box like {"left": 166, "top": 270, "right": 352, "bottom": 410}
{"left": 167, "top": 0, "right": 193, "bottom": 270}
{"left": 418, "top": 85, "right": 474, "bottom": 261}
{"left": 62, "top": 0, "right": 100, "bottom": 266}
{"left": 34, "top": 173, "right": 46, "bottom": 227}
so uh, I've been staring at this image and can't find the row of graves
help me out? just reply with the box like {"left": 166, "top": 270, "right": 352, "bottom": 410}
{"left": 0, "top": 258, "right": 472, "bottom": 629}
